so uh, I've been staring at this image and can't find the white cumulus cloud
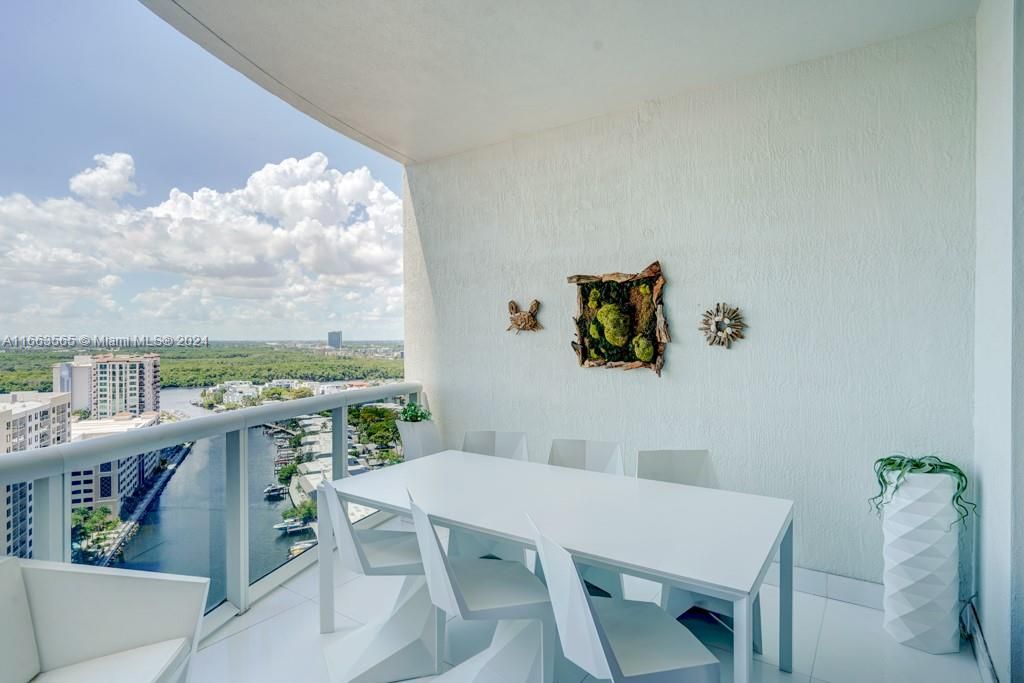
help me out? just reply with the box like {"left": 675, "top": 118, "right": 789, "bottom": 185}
{"left": 0, "top": 152, "right": 404, "bottom": 338}
{"left": 69, "top": 152, "right": 139, "bottom": 201}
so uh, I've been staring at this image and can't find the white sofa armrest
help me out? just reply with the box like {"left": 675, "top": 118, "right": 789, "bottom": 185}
{"left": 19, "top": 559, "right": 208, "bottom": 672}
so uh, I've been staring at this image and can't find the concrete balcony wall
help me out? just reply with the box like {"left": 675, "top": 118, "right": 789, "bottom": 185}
{"left": 405, "top": 19, "right": 975, "bottom": 592}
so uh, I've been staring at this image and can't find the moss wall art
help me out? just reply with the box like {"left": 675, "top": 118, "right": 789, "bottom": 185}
{"left": 567, "top": 261, "right": 670, "bottom": 376}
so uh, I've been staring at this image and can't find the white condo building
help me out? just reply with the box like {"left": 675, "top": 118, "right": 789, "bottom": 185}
{"left": 53, "top": 353, "right": 161, "bottom": 418}
{"left": 51, "top": 355, "right": 94, "bottom": 412}
{"left": 0, "top": 392, "right": 71, "bottom": 558}
{"left": 68, "top": 412, "right": 161, "bottom": 516}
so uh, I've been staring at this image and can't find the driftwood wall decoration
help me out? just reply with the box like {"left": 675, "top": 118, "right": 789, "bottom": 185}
{"left": 699, "top": 303, "right": 747, "bottom": 348}
{"left": 507, "top": 300, "right": 542, "bottom": 334}
{"left": 567, "top": 261, "right": 669, "bottom": 376}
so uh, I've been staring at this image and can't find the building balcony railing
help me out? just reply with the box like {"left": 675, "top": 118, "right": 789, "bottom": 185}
{"left": 0, "top": 380, "right": 422, "bottom": 635}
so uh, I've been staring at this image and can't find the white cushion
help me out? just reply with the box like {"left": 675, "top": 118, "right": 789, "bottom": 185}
{"left": 33, "top": 637, "right": 190, "bottom": 683}
{"left": 0, "top": 557, "right": 40, "bottom": 683}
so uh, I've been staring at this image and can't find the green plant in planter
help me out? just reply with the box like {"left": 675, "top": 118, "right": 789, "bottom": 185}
{"left": 398, "top": 403, "right": 432, "bottom": 422}
{"left": 869, "top": 454, "right": 976, "bottom": 525}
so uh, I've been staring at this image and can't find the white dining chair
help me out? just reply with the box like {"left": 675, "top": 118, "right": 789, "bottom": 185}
{"left": 317, "top": 481, "right": 444, "bottom": 683}
{"left": 635, "top": 449, "right": 762, "bottom": 655}
{"left": 462, "top": 430, "right": 529, "bottom": 461}
{"left": 529, "top": 519, "right": 720, "bottom": 683}
{"left": 409, "top": 492, "right": 556, "bottom": 683}
{"left": 636, "top": 449, "right": 715, "bottom": 488}
{"left": 546, "top": 438, "right": 625, "bottom": 598}
{"left": 548, "top": 438, "right": 624, "bottom": 475}
{"left": 396, "top": 419, "right": 443, "bottom": 461}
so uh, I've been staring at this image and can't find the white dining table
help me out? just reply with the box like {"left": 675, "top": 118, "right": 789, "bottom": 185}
{"left": 322, "top": 450, "right": 794, "bottom": 683}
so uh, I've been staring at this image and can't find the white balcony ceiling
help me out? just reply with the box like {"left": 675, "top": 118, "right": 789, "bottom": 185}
{"left": 142, "top": 0, "right": 976, "bottom": 164}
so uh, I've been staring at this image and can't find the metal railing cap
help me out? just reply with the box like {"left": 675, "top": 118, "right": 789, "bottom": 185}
{"left": 0, "top": 380, "right": 422, "bottom": 487}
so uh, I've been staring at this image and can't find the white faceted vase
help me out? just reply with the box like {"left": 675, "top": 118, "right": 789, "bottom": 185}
{"left": 396, "top": 420, "right": 442, "bottom": 461}
{"left": 882, "top": 473, "right": 960, "bottom": 654}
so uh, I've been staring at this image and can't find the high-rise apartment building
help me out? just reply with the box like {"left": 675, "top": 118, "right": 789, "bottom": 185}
{"left": 91, "top": 354, "right": 161, "bottom": 418}
{"left": 69, "top": 412, "right": 161, "bottom": 516}
{"left": 52, "top": 355, "right": 95, "bottom": 412}
{"left": 327, "top": 330, "right": 343, "bottom": 348}
{"left": 0, "top": 391, "right": 71, "bottom": 558}
{"left": 53, "top": 354, "right": 161, "bottom": 418}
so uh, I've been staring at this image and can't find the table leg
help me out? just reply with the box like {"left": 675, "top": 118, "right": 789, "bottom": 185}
{"left": 318, "top": 491, "right": 335, "bottom": 634}
{"left": 779, "top": 520, "right": 794, "bottom": 673}
{"left": 733, "top": 594, "right": 752, "bottom": 683}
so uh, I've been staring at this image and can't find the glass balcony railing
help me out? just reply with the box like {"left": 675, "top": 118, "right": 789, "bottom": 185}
{"left": 0, "top": 381, "right": 423, "bottom": 622}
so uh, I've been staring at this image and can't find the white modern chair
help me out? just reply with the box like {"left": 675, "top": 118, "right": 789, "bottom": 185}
{"left": 409, "top": 492, "right": 555, "bottom": 682}
{"left": 317, "top": 481, "right": 444, "bottom": 683}
{"left": 636, "top": 449, "right": 715, "bottom": 488}
{"left": 1, "top": 556, "right": 207, "bottom": 683}
{"left": 548, "top": 438, "right": 624, "bottom": 475}
{"left": 529, "top": 520, "right": 720, "bottom": 683}
{"left": 635, "top": 449, "right": 762, "bottom": 655}
{"left": 547, "top": 438, "right": 625, "bottom": 598}
{"left": 462, "top": 431, "right": 529, "bottom": 461}
{"left": 396, "top": 419, "right": 443, "bottom": 461}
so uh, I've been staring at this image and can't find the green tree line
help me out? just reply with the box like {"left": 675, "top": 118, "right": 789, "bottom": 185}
{"left": 0, "top": 345, "right": 403, "bottom": 392}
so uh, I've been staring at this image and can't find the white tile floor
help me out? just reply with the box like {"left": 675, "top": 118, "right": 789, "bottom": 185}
{"left": 189, "top": 561, "right": 982, "bottom": 683}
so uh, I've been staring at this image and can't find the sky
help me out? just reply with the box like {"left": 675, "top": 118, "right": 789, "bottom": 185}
{"left": 0, "top": 2, "right": 405, "bottom": 340}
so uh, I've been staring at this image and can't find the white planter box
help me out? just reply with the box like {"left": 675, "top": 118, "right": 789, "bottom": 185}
{"left": 396, "top": 420, "right": 442, "bottom": 461}
{"left": 881, "top": 472, "right": 960, "bottom": 654}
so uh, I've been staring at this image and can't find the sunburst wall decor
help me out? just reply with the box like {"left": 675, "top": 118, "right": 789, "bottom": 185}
{"left": 700, "top": 303, "right": 747, "bottom": 348}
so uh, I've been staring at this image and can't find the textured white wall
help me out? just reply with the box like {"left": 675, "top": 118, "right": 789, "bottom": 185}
{"left": 974, "top": 1, "right": 1014, "bottom": 679}
{"left": 404, "top": 22, "right": 976, "bottom": 583}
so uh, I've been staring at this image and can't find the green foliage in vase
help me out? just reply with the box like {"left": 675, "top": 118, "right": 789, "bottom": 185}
{"left": 869, "top": 454, "right": 975, "bottom": 526}
{"left": 398, "top": 403, "right": 432, "bottom": 423}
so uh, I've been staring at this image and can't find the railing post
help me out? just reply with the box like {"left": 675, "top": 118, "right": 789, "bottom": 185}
{"left": 331, "top": 407, "right": 348, "bottom": 479}
{"left": 225, "top": 429, "right": 250, "bottom": 612}
{"left": 317, "top": 487, "right": 335, "bottom": 633}
{"left": 31, "top": 474, "right": 67, "bottom": 562}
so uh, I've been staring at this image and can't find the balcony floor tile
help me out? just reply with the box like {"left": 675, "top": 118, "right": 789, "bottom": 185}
{"left": 811, "top": 599, "right": 979, "bottom": 683}
{"left": 193, "top": 563, "right": 982, "bottom": 683}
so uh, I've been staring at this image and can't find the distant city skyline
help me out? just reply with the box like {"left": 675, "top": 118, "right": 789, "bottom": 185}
{"left": 0, "top": 3, "right": 405, "bottom": 341}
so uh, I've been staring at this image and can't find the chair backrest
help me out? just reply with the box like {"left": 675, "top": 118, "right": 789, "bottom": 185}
{"left": 318, "top": 481, "right": 370, "bottom": 575}
{"left": 548, "top": 439, "right": 624, "bottom": 475}
{"left": 408, "top": 492, "right": 464, "bottom": 617}
{"left": 527, "top": 520, "right": 615, "bottom": 681}
{"left": 0, "top": 557, "right": 41, "bottom": 683}
{"left": 636, "top": 450, "right": 712, "bottom": 487}
{"left": 462, "top": 431, "right": 529, "bottom": 461}
{"left": 397, "top": 420, "right": 443, "bottom": 461}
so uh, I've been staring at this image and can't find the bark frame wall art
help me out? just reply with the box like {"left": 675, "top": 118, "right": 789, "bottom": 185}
{"left": 567, "top": 261, "right": 670, "bottom": 376}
